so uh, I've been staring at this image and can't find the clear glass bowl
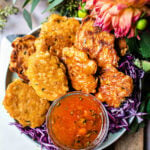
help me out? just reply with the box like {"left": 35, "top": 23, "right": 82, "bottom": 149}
{"left": 46, "top": 91, "right": 109, "bottom": 150}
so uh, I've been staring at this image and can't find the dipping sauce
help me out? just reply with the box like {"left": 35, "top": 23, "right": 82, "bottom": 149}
{"left": 47, "top": 92, "right": 109, "bottom": 149}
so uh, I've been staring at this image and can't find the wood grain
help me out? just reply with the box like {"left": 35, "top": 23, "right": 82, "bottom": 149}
{"left": 114, "top": 128, "right": 144, "bottom": 150}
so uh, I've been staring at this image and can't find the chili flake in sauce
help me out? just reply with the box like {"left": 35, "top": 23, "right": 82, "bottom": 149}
{"left": 48, "top": 94, "right": 103, "bottom": 149}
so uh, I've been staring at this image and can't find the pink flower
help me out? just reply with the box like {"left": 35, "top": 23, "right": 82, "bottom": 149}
{"left": 86, "top": 0, "right": 150, "bottom": 38}
{"left": 82, "top": 0, "right": 87, "bottom": 3}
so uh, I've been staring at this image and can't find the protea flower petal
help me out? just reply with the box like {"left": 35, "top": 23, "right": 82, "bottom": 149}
{"left": 86, "top": 0, "right": 150, "bottom": 38}
{"left": 99, "top": 3, "right": 112, "bottom": 14}
{"left": 127, "top": 27, "right": 135, "bottom": 38}
{"left": 109, "top": 4, "right": 127, "bottom": 15}
{"left": 114, "top": 8, "right": 133, "bottom": 37}
{"left": 133, "top": 9, "right": 141, "bottom": 23}
{"left": 85, "top": 0, "right": 95, "bottom": 9}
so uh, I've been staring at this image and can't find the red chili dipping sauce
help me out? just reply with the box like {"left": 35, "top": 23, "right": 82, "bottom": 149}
{"left": 47, "top": 93, "right": 109, "bottom": 149}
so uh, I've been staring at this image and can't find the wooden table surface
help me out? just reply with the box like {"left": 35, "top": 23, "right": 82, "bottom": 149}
{"left": 0, "top": 0, "right": 147, "bottom": 150}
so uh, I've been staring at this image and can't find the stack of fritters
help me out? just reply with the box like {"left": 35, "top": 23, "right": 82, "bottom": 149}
{"left": 4, "top": 14, "right": 80, "bottom": 128}
{"left": 3, "top": 14, "right": 134, "bottom": 129}
{"left": 75, "top": 16, "right": 133, "bottom": 107}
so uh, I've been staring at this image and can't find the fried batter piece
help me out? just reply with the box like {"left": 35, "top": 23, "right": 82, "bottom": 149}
{"left": 62, "top": 46, "right": 97, "bottom": 93}
{"left": 97, "top": 46, "right": 119, "bottom": 68}
{"left": 9, "top": 35, "right": 36, "bottom": 82}
{"left": 26, "top": 51, "right": 68, "bottom": 101}
{"left": 3, "top": 79, "right": 50, "bottom": 128}
{"left": 35, "top": 14, "right": 80, "bottom": 58}
{"left": 75, "top": 16, "right": 119, "bottom": 68}
{"left": 96, "top": 67, "right": 133, "bottom": 107}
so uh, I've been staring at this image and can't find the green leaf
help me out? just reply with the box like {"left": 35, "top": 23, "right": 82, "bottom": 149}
{"left": 31, "top": 0, "right": 40, "bottom": 13}
{"left": 142, "top": 72, "right": 150, "bottom": 92}
{"left": 134, "top": 59, "right": 150, "bottom": 72}
{"left": 22, "top": 0, "right": 31, "bottom": 8}
{"left": 145, "top": 114, "right": 150, "bottom": 119}
{"left": 146, "top": 93, "right": 150, "bottom": 99}
{"left": 23, "top": 9, "right": 32, "bottom": 29}
{"left": 134, "top": 59, "right": 142, "bottom": 69}
{"left": 139, "top": 122, "right": 145, "bottom": 128}
{"left": 126, "top": 37, "right": 139, "bottom": 54}
{"left": 129, "top": 118, "right": 139, "bottom": 134}
{"left": 146, "top": 100, "right": 150, "bottom": 114}
{"left": 135, "top": 28, "right": 138, "bottom": 37}
{"left": 140, "top": 12, "right": 146, "bottom": 18}
{"left": 139, "top": 32, "right": 150, "bottom": 59}
{"left": 146, "top": 93, "right": 150, "bottom": 114}
{"left": 43, "top": 0, "right": 64, "bottom": 13}
{"left": 48, "top": 0, "right": 54, "bottom": 2}
{"left": 139, "top": 100, "right": 146, "bottom": 112}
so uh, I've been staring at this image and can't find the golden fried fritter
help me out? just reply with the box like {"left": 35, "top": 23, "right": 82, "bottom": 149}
{"left": 97, "top": 46, "right": 119, "bottom": 68}
{"left": 75, "top": 16, "right": 119, "bottom": 68}
{"left": 26, "top": 51, "right": 68, "bottom": 101}
{"left": 35, "top": 14, "right": 80, "bottom": 58}
{"left": 75, "top": 16, "right": 115, "bottom": 55}
{"left": 70, "top": 74, "right": 97, "bottom": 94}
{"left": 3, "top": 79, "right": 50, "bottom": 128}
{"left": 9, "top": 35, "right": 36, "bottom": 82}
{"left": 62, "top": 46, "right": 97, "bottom": 93}
{"left": 96, "top": 67, "right": 133, "bottom": 107}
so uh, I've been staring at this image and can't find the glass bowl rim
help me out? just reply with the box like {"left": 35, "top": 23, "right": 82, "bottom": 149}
{"left": 46, "top": 91, "right": 109, "bottom": 150}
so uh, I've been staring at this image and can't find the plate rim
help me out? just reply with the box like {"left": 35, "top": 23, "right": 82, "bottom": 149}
{"left": 5, "top": 21, "right": 142, "bottom": 150}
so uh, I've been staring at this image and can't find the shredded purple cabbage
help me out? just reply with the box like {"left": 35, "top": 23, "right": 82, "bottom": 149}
{"left": 105, "top": 54, "right": 144, "bottom": 132}
{"left": 12, "top": 54, "right": 144, "bottom": 150}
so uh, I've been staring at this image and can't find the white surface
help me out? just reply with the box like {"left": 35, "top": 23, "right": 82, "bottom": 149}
{"left": 0, "top": 35, "right": 41, "bottom": 150}
{"left": 0, "top": 1, "right": 50, "bottom": 150}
